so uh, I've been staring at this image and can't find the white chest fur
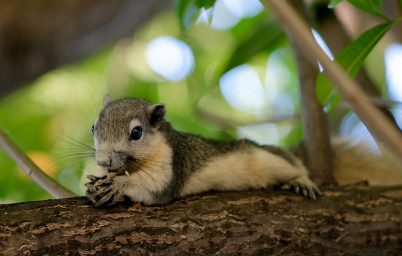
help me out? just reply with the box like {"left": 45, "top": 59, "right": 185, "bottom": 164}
{"left": 120, "top": 133, "right": 173, "bottom": 205}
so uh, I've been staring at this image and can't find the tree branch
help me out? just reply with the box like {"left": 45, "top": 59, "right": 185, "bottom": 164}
{"left": 0, "top": 129, "right": 75, "bottom": 198}
{"left": 286, "top": 0, "right": 334, "bottom": 185}
{"left": 1, "top": 187, "right": 402, "bottom": 254}
{"left": 196, "top": 106, "right": 300, "bottom": 130}
{"left": 265, "top": 0, "right": 402, "bottom": 162}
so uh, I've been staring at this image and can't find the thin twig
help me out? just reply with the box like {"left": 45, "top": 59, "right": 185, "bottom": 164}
{"left": 196, "top": 106, "right": 299, "bottom": 129}
{"left": 0, "top": 129, "right": 76, "bottom": 198}
{"left": 369, "top": 97, "right": 402, "bottom": 108}
{"left": 265, "top": 0, "right": 402, "bottom": 162}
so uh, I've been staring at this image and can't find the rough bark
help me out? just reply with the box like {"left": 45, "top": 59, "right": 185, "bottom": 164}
{"left": 286, "top": 0, "right": 334, "bottom": 185}
{"left": 0, "top": 0, "right": 170, "bottom": 98}
{"left": 1, "top": 186, "right": 402, "bottom": 255}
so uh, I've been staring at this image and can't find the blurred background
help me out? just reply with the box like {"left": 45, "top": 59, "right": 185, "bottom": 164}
{"left": 0, "top": 0, "right": 401, "bottom": 203}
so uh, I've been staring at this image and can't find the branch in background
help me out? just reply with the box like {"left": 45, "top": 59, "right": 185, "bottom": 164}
{"left": 0, "top": 0, "right": 170, "bottom": 98}
{"left": 314, "top": 3, "right": 399, "bottom": 128}
{"left": 369, "top": 97, "right": 402, "bottom": 108}
{"left": 196, "top": 97, "right": 401, "bottom": 132}
{"left": 285, "top": 0, "right": 334, "bottom": 185}
{"left": 196, "top": 106, "right": 299, "bottom": 130}
{"left": 379, "top": 0, "right": 402, "bottom": 42}
{"left": 0, "top": 129, "right": 75, "bottom": 198}
{"left": 265, "top": 0, "right": 402, "bottom": 162}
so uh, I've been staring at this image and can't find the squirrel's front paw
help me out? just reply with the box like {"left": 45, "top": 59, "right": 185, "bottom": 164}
{"left": 283, "top": 176, "right": 321, "bottom": 200}
{"left": 85, "top": 174, "right": 123, "bottom": 207}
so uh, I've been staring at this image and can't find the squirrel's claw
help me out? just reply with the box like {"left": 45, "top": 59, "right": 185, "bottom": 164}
{"left": 93, "top": 190, "right": 114, "bottom": 207}
{"left": 92, "top": 188, "right": 120, "bottom": 207}
{"left": 284, "top": 176, "right": 320, "bottom": 200}
{"left": 86, "top": 175, "right": 98, "bottom": 183}
{"left": 85, "top": 182, "right": 96, "bottom": 193}
{"left": 85, "top": 175, "right": 122, "bottom": 207}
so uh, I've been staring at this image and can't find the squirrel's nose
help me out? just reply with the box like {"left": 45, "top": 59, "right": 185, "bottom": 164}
{"left": 97, "top": 157, "right": 112, "bottom": 167}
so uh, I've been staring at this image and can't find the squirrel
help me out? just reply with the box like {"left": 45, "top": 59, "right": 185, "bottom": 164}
{"left": 85, "top": 96, "right": 321, "bottom": 207}
{"left": 85, "top": 96, "right": 402, "bottom": 207}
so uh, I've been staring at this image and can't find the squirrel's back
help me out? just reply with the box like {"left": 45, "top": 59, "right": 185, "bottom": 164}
{"left": 166, "top": 131, "right": 312, "bottom": 197}
{"left": 166, "top": 130, "right": 296, "bottom": 177}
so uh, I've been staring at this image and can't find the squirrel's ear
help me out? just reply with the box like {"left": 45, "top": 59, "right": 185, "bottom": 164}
{"left": 149, "top": 104, "right": 165, "bottom": 127}
{"left": 103, "top": 95, "right": 112, "bottom": 107}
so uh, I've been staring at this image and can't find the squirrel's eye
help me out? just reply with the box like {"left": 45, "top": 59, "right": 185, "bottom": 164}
{"left": 129, "top": 126, "right": 143, "bottom": 141}
{"left": 91, "top": 125, "right": 95, "bottom": 134}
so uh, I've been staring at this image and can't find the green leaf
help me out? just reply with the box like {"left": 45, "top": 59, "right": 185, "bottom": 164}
{"left": 174, "top": 0, "right": 199, "bottom": 31}
{"left": 337, "top": 21, "right": 394, "bottom": 77}
{"left": 316, "top": 75, "right": 341, "bottom": 112}
{"left": 328, "top": 0, "right": 343, "bottom": 8}
{"left": 195, "top": 0, "right": 216, "bottom": 9}
{"left": 347, "top": 0, "right": 388, "bottom": 20}
{"left": 316, "top": 21, "right": 395, "bottom": 111}
{"left": 174, "top": 0, "right": 216, "bottom": 31}
{"left": 224, "top": 19, "right": 285, "bottom": 72}
{"left": 349, "top": 0, "right": 381, "bottom": 10}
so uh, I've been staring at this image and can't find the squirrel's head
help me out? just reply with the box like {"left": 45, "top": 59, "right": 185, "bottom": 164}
{"left": 92, "top": 96, "right": 167, "bottom": 173}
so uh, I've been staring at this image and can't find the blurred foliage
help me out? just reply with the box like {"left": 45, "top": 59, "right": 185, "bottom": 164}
{"left": 347, "top": 0, "right": 388, "bottom": 20}
{"left": 0, "top": 0, "right": 400, "bottom": 203}
{"left": 328, "top": 0, "right": 343, "bottom": 8}
{"left": 174, "top": 0, "right": 216, "bottom": 30}
{"left": 329, "top": 0, "right": 385, "bottom": 19}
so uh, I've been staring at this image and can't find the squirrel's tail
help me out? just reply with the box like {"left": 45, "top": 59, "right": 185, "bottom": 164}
{"left": 332, "top": 138, "right": 402, "bottom": 185}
